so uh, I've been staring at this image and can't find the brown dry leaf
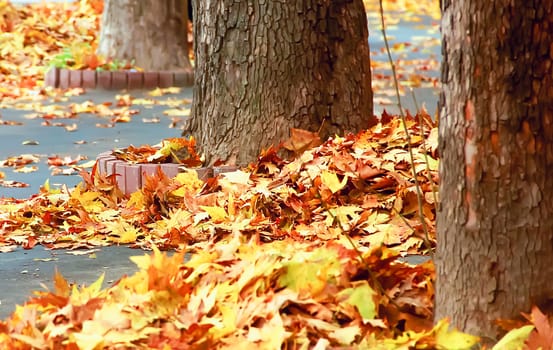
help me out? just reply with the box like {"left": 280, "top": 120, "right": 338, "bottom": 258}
{"left": 282, "top": 128, "right": 322, "bottom": 155}
{"left": 0, "top": 154, "right": 40, "bottom": 167}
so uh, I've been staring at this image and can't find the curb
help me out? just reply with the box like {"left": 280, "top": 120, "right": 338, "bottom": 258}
{"left": 96, "top": 152, "right": 238, "bottom": 195}
{"left": 45, "top": 68, "right": 194, "bottom": 90}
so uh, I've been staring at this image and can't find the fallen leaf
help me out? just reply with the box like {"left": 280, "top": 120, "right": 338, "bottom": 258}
{"left": 22, "top": 140, "right": 39, "bottom": 146}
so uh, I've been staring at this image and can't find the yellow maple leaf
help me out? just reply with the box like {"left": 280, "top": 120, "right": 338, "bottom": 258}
{"left": 434, "top": 319, "right": 480, "bottom": 348}
{"left": 171, "top": 170, "right": 203, "bottom": 196}
{"left": 70, "top": 185, "right": 104, "bottom": 213}
{"left": 127, "top": 190, "right": 146, "bottom": 209}
{"left": 53, "top": 268, "right": 70, "bottom": 297}
{"left": 321, "top": 170, "right": 348, "bottom": 193}
{"left": 200, "top": 205, "right": 228, "bottom": 222}
{"left": 68, "top": 273, "right": 105, "bottom": 305}
{"left": 106, "top": 220, "right": 139, "bottom": 244}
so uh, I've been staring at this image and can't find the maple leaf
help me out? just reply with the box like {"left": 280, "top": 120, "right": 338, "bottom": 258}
{"left": 146, "top": 137, "right": 202, "bottom": 167}
{"left": 105, "top": 220, "right": 140, "bottom": 244}
{"left": 140, "top": 167, "right": 182, "bottom": 218}
{"left": 53, "top": 268, "right": 71, "bottom": 297}
{"left": 171, "top": 171, "right": 204, "bottom": 197}
{"left": 129, "top": 246, "right": 189, "bottom": 294}
{"left": 83, "top": 53, "right": 102, "bottom": 70}
{"left": 70, "top": 184, "right": 104, "bottom": 213}
{"left": 337, "top": 281, "right": 378, "bottom": 321}
{"left": 200, "top": 205, "right": 228, "bottom": 222}
{"left": 493, "top": 325, "right": 535, "bottom": 350}
{"left": 278, "top": 248, "right": 341, "bottom": 298}
{"left": 320, "top": 170, "right": 348, "bottom": 193}
{"left": 523, "top": 306, "right": 553, "bottom": 350}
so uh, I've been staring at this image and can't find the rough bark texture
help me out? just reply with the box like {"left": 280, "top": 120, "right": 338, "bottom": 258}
{"left": 185, "top": 0, "right": 374, "bottom": 165}
{"left": 436, "top": 0, "right": 553, "bottom": 340}
{"left": 97, "top": 0, "right": 191, "bottom": 71}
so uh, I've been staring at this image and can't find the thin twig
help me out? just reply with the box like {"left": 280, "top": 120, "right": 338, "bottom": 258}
{"left": 378, "top": 0, "right": 433, "bottom": 257}
{"left": 409, "top": 88, "right": 420, "bottom": 113}
{"left": 410, "top": 89, "right": 439, "bottom": 210}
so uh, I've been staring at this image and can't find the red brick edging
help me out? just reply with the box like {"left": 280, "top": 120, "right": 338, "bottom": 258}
{"left": 45, "top": 68, "right": 194, "bottom": 90}
{"left": 96, "top": 152, "right": 238, "bottom": 195}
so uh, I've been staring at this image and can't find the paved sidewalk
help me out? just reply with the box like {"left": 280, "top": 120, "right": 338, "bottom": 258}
{"left": 0, "top": 88, "right": 193, "bottom": 199}
{"left": 0, "top": 246, "right": 145, "bottom": 319}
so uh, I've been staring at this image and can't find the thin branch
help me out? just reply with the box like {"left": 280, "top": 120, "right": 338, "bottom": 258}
{"left": 378, "top": 0, "right": 433, "bottom": 257}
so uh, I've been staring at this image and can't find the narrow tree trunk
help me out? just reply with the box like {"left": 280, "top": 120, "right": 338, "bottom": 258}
{"left": 97, "top": 0, "right": 191, "bottom": 71}
{"left": 436, "top": 0, "right": 553, "bottom": 340}
{"left": 185, "top": 0, "right": 374, "bottom": 165}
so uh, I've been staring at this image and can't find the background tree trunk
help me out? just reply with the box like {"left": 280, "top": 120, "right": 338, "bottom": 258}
{"left": 436, "top": 0, "right": 553, "bottom": 340}
{"left": 185, "top": 0, "right": 374, "bottom": 165}
{"left": 97, "top": 0, "right": 191, "bottom": 71}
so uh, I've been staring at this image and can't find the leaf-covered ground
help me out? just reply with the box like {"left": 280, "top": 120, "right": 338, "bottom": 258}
{"left": 0, "top": 0, "right": 548, "bottom": 349}
{"left": 0, "top": 112, "right": 474, "bottom": 348}
{"left": 0, "top": 115, "right": 544, "bottom": 348}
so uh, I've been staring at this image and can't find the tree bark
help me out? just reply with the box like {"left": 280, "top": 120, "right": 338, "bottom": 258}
{"left": 185, "top": 0, "right": 375, "bottom": 166}
{"left": 436, "top": 0, "right": 553, "bottom": 340}
{"left": 97, "top": 0, "right": 191, "bottom": 71}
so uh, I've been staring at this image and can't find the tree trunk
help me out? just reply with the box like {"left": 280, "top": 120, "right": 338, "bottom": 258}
{"left": 185, "top": 0, "right": 374, "bottom": 166}
{"left": 97, "top": 0, "right": 191, "bottom": 71}
{"left": 436, "top": 0, "right": 553, "bottom": 340}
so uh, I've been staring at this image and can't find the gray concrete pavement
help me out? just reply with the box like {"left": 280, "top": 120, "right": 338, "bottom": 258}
{"left": 0, "top": 246, "right": 143, "bottom": 319}
{"left": 0, "top": 88, "right": 193, "bottom": 199}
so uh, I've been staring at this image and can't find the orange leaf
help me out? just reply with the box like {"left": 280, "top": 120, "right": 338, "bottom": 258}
{"left": 84, "top": 53, "right": 101, "bottom": 70}
{"left": 53, "top": 268, "right": 71, "bottom": 297}
{"left": 89, "top": 0, "right": 104, "bottom": 14}
{"left": 525, "top": 306, "right": 553, "bottom": 350}
{"left": 23, "top": 235, "right": 37, "bottom": 249}
{"left": 19, "top": 77, "right": 36, "bottom": 88}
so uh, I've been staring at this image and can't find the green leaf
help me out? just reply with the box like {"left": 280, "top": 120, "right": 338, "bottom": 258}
{"left": 338, "top": 281, "right": 377, "bottom": 320}
{"left": 278, "top": 248, "right": 340, "bottom": 296}
{"left": 492, "top": 325, "right": 534, "bottom": 350}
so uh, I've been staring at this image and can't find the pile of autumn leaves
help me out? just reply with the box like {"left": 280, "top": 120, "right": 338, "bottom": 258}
{"left": 0, "top": 113, "right": 482, "bottom": 349}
